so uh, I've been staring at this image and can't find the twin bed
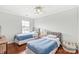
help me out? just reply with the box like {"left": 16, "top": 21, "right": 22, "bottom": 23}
{"left": 26, "top": 37, "right": 60, "bottom": 54}
{"left": 14, "top": 32, "right": 37, "bottom": 45}
{"left": 14, "top": 31, "right": 62, "bottom": 54}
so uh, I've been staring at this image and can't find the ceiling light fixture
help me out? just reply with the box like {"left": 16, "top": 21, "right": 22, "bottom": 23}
{"left": 34, "top": 6, "right": 43, "bottom": 15}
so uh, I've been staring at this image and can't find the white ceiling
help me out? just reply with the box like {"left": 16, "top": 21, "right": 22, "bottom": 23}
{"left": 0, "top": 5, "right": 77, "bottom": 18}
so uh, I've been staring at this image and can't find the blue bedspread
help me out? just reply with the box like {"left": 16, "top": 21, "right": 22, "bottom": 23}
{"left": 27, "top": 38, "right": 58, "bottom": 54}
{"left": 14, "top": 32, "right": 34, "bottom": 41}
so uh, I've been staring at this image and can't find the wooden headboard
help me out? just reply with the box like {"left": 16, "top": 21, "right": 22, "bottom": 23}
{"left": 33, "top": 27, "right": 62, "bottom": 41}
{"left": 47, "top": 31, "right": 62, "bottom": 40}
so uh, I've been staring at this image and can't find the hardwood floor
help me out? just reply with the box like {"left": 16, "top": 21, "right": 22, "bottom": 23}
{"left": 7, "top": 43, "right": 77, "bottom": 54}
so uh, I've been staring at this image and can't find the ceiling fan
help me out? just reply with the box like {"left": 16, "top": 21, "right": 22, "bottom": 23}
{"left": 34, "top": 6, "right": 43, "bottom": 15}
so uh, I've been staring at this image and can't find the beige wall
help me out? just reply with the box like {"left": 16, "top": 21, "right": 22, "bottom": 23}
{"left": 35, "top": 8, "right": 78, "bottom": 43}
{"left": 0, "top": 12, "right": 33, "bottom": 43}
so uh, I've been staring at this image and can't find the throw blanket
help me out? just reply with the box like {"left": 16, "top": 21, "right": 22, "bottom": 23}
{"left": 14, "top": 32, "right": 35, "bottom": 41}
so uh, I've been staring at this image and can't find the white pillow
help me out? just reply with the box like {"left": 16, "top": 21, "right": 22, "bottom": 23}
{"left": 42, "top": 36, "right": 48, "bottom": 39}
{"left": 47, "top": 35, "right": 57, "bottom": 38}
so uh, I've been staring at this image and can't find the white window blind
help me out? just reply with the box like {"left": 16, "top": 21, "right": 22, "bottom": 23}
{"left": 22, "top": 20, "right": 30, "bottom": 33}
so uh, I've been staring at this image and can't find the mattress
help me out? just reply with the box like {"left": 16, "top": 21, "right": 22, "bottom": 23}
{"left": 15, "top": 38, "right": 35, "bottom": 45}
{"left": 27, "top": 38, "right": 58, "bottom": 54}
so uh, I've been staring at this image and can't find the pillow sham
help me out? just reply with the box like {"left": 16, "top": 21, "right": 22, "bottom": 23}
{"left": 47, "top": 35, "right": 57, "bottom": 38}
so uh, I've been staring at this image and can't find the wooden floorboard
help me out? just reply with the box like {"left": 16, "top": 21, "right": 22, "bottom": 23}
{"left": 7, "top": 43, "right": 78, "bottom": 54}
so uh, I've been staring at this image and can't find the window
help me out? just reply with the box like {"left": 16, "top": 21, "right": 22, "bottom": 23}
{"left": 22, "top": 20, "right": 30, "bottom": 33}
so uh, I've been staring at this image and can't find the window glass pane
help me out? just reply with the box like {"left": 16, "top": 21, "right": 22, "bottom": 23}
{"left": 22, "top": 20, "right": 30, "bottom": 26}
{"left": 22, "top": 20, "right": 30, "bottom": 33}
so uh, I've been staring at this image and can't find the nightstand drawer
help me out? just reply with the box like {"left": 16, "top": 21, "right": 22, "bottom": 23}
{"left": 0, "top": 43, "right": 6, "bottom": 54}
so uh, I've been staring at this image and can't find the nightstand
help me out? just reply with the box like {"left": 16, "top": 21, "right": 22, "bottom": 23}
{"left": 76, "top": 43, "right": 79, "bottom": 54}
{"left": 78, "top": 50, "right": 79, "bottom": 54}
{"left": 0, "top": 36, "right": 8, "bottom": 54}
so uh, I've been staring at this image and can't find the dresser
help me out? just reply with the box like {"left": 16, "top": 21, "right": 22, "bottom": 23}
{"left": 0, "top": 36, "right": 8, "bottom": 54}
